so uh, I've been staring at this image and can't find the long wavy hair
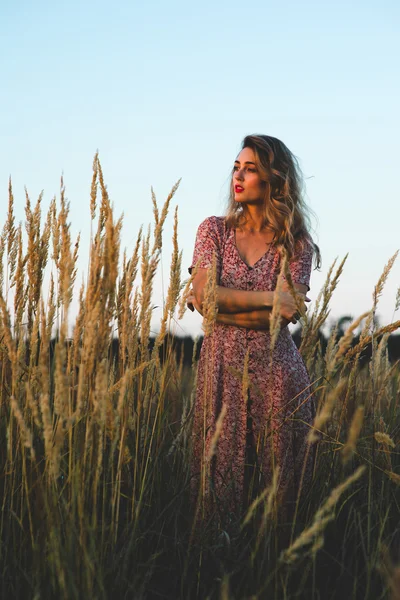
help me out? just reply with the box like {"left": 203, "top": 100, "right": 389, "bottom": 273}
{"left": 225, "top": 134, "right": 321, "bottom": 268}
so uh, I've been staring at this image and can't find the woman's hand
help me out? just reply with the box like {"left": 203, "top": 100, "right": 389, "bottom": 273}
{"left": 278, "top": 290, "right": 310, "bottom": 324}
{"left": 187, "top": 289, "right": 202, "bottom": 315}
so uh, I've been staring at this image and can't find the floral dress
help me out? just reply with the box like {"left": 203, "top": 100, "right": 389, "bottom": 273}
{"left": 189, "top": 216, "right": 316, "bottom": 522}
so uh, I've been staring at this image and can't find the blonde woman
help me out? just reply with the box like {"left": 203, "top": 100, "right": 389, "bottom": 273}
{"left": 187, "top": 134, "right": 321, "bottom": 529}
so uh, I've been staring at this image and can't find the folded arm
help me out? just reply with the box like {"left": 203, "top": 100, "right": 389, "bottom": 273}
{"left": 192, "top": 267, "right": 275, "bottom": 313}
{"left": 191, "top": 267, "right": 309, "bottom": 324}
{"left": 216, "top": 309, "right": 291, "bottom": 330}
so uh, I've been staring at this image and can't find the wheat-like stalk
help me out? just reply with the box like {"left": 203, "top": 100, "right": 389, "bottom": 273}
{"left": 281, "top": 466, "right": 366, "bottom": 563}
{"left": 177, "top": 262, "right": 200, "bottom": 320}
{"left": 207, "top": 403, "right": 227, "bottom": 460}
{"left": 386, "top": 471, "right": 400, "bottom": 485}
{"left": 373, "top": 251, "right": 399, "bottom": 313}
{"left": 360, "top": 251, "right": 399, "bottom": 344}
{"left": 1, "top": 156, "right": 400, "bottom": 599}
{"left": 202, "top": 253, "right": 218, "bottom": 336}
{"left": 5, "top": 177, "right": 18, "bottom": 286}
{"left": 269, "top": 252, "right": 285, "bottom": 351}
{"left": 342, "top": 405, "right": 364, "bottom": 464}
{"left": 308, "top": 379, "right": 347, "bottom": 444}
{"left": 10, "top": 395, "right": 35, "bottom": 460}
{"left": 335, "top": 312, "right": 370, "bottom": 361}
{"left": 300, "top": 254, "right": 348, "bottom": 359}
{"left": 345, "top": 321, "right": 400, "bottom": 362}
{"left": 156, "top": 205, "right": 182, "bottom": 346}
{"left": 375, "top": 431, "right": 395, "bottom": 449}
{"left": 395, "top": 287, "right": 400, "bottom": 313}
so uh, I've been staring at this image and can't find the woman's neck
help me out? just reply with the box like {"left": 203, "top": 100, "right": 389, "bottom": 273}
{"left": 238, "top": 215, "right": 272, "bottom": 234}
{"left": 238, "top": 205, "right": 269, "bottom": 233}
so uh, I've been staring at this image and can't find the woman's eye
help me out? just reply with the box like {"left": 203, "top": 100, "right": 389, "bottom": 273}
{"left": 233, "top": 166, "right": 256, "bottom": 174}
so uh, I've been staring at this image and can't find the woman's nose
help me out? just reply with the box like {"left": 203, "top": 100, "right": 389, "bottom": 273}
{"left": 235, "top": 168, "right": 244, "bottom": 181}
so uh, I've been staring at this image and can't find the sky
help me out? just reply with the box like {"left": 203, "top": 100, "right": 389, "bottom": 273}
{"left": 1, "top": 0, "right": 399, "bottom": 337}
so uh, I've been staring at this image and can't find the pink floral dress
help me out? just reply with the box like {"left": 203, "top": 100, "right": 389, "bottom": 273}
{"left": 189, "top": 216, "right": 316, "bottom": 523}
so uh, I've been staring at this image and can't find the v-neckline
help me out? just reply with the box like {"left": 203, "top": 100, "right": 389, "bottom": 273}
{"left": 233, "top": 229, "right": 275, "bottom": 269}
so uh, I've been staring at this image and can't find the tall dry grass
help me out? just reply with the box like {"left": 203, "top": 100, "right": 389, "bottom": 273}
{"left": 1, "top": 157, "right": 400, "bottom": 599}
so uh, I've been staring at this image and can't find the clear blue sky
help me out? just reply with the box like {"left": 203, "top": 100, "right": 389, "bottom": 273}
{"left": 1, "top": 0, "right": 399, "bottom": 336}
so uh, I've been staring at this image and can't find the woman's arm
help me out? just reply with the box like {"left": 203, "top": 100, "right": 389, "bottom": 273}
{"left": 188, "top": 292, "right": 293, "bottom": 329}
{"left": 192, "top": 268, "right": 307, "bottom": 317}
{"left": 188, "top": 280, "right": 309, "bottom": 328}
{"left": 216, "top": 309, "right": 290, "bottom": 330}
{"left": 192, "top": 267, "right": 274, "bottom": 313}
{"left": 216, "top": 283, "right": 309, "bottom": 329}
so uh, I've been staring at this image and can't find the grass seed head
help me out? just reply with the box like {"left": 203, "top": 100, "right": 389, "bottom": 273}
{"left": 375, "top": 431, "right": 395, "bottom": 449}
{"left": 342, "top": 405, "right": 365, "bottom": 464}
{"left": 207, "top": 403, "right": 227, "bottom": 460}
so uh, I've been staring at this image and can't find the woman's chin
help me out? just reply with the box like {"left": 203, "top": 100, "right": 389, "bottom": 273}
{"left": 234, "top": 197, "right": 261, "bottom": 205}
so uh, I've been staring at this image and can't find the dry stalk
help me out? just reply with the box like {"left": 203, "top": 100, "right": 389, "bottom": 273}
{"left": 10, "top": 395, "right": 35, "bottom": 460}
{"left": 0, "top": 222, "right": 5, "bottom": 291}
{"left": 25, "top": 189, "right": 51, "bottom": 335}
{"left": 5, "top": 177, "right": 18, "bottom": 286}
{"left": 324, "top": 321, "right": 339, "bottom": 373}
{"left": 378, "top": 545, "right": 400, "bottom": 600}
{"left": 57, "top": 180, "right": 80, "bottom": 312}
{"left": 178, "top": 262, "right": 199, "bottom": 320}
{"left": 395, "top": 287, "right": 400, "bottom": 312}
{"left": 345, "top": 321, "right": 400, "bottom": 362}
{"left": 300, "top": 254, "right": 348, "bottom": 357}
{"left": 335, "top": 312, "right": 370, "bottom": 361}
{"left": 242, "top": 486, "right": 270, "bottom": 529}
{"left": 281, "top": 466, "right": 366, "bottom": 563}
{"left": 12, "top": 224, "right": 26, "bottom": 332}
{"left": 360, "top": 250, "right": 399, "bottom": 344}
{"left": 207, "top": 403, "right": 227, "bottom": 461}
{"left": 202, "top": 253, "right": 218, "bottom": 336}
{"left": 90, "top": 151, "right": 99, "bottom": 221}
{"left": 26, "top": 382, "right": 41, "bottom": 429}
{"left": 117, "top": 227, "right": 142, "bottom": 367}
{"left": 156, "top": 205, "right": 182, "bottom": 346}
{"left": 342, "top": 405, "right": 364, "bottom": 465}
{"left": 151, "top": 180, "right": 181, "bottom": 255}
{"left": 308, "top": 379, "right": 347, "bottom": 444}
{"left": 386, "top": 471, "right": 400, "bottom": 486}
{"left": 269, "top": 253, "right": 285, "bottom": 351}
{"left": 375, "top": 431, "right": 395, "bottom": 448}
{"left": 0, "top": 294, "right": 17, "bottom": 369}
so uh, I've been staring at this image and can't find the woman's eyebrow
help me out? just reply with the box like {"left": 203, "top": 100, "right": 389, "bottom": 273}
{"left": 234, "top": 160, "right": 256, "bottom": 165}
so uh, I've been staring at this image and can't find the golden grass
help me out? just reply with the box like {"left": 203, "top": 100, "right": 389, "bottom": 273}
{"left": 280, "top": 466, "right": 366, "bottom": 564}
{"left": 1, "top": 156, "right": 400, "bottom": 599}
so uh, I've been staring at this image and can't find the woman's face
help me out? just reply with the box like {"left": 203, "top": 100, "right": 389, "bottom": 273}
{"left": 233, "top": 147, "right": 266, "bottom": 204}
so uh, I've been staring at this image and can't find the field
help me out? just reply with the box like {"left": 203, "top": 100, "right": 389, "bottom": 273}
{"left": 1, "top": 157, "right": 400, "bottom": 599}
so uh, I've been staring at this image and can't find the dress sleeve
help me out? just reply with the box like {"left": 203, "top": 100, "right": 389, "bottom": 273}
{"left": 282, "top": 236, "right": 314, "bottom": 291}
{"left": 188, "top": 216, "right": 222, "bottom": 281}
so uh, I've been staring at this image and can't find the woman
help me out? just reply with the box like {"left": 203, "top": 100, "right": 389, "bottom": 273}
{"left": 187, "top": 134, "right": 320, "bottom": 528}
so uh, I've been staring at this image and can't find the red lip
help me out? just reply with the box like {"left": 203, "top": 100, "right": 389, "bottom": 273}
{"left": 235, "top": 185, "right": 244, "bottom": 193}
